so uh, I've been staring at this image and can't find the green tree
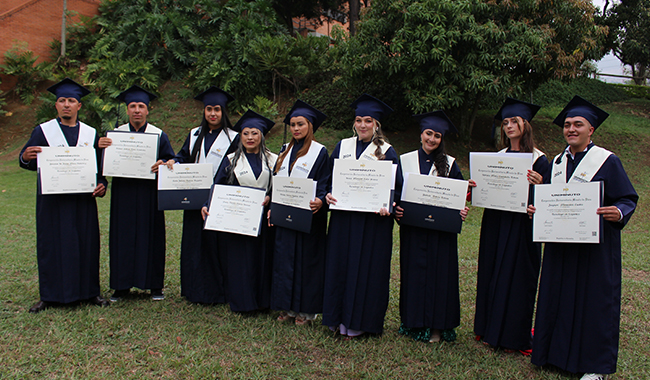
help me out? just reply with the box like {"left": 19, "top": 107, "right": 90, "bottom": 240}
{"left": 334, "top": 0, "right": 608, "bottom": 137}
{"left": 269, "top": 0, "right": 344, "bottom": 34}
{"left": 605, "top": 0, "right": 650, "bottom": 85}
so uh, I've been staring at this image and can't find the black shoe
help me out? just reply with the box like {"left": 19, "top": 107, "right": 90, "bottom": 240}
{"left": 88, "top": 296, "right": 110, "bottom": 307}
{"left": 110, "top": 289, "right": 130, "bottom": 302}
{"left": 29, "top": 300, "right": 50, "bottom": 314}
{"left": 150, "top": 289, "right": 164, "bottom": 301}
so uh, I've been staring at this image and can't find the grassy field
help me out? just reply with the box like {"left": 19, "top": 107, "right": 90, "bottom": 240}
{"left": 0, "top": 95, "right": 648, "bottom": 379}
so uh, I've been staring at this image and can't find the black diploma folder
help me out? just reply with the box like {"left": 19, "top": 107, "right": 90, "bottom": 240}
{"left": 158, "top": 189, "right": 211, "bottom": 210}
{"left": 270, "top": 203, "right": 312, "bottom": 234}
{"left": 399, "top": 201, "right": 462, "bottom": 234}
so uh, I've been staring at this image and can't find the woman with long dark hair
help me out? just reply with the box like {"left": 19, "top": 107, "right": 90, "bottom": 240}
{"left": 166, "top": 87, "right": 238, "bottom": 304}
{"left": 271, "top": 100, "right": 330, "bottom": 326}
{"left": 396, "top": 111, "right": 469, "bottom": 343}
{"left": 322, "top": 94, "right": 401, "bottom": 339}
{"left": 201, "top": 110, "right": 277, "bottom": 312}
{"left": 471, "top": 98, "right": 549, "bottom": 354}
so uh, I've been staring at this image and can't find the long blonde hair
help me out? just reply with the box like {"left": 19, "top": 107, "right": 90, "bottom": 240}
{"left": 352, "top": 118, "right": 388, "bottom": 160}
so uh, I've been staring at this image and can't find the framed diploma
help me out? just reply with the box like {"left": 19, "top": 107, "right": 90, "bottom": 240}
{"left": 270, "top": 176, "right": 317, "bottom": 233}
{"left": 203, "top": 184, "right": 266, "bottom": 237}
{"left": 532, "top": 181, "right": 603, "bottom": 243}
{"left": 469, "top": 152, "right": 533, "bottom": 213}
{"left": 157, "top": 163, "right": 213, "bottom": 210}
{"left": 102, "top": 131, "right": 159, "bottom": 180}
{"left": 330, "top": 159, "right": 394, "bottom": 213}
{"left": 400, "top": 173, "right": 468, "bottom": 233}
{"left": 37, "top": 147, "right": 97, "bottom": 195}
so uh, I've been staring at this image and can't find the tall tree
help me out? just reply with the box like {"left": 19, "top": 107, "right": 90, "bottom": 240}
{"left": 269, "top": 0, "right": 344, "bottom": 35}
{"left": 334, "top": 0, "right": 608, "bottom": 137}
{"left": 605, "top": 0, "right": 650, "bottom": 85}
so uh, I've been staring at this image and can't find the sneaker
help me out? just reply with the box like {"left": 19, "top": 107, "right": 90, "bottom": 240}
{"left": 580, "top": 374, "right": 606, "bottom": 380}
{"left": 110, "top": 289, "right": 130, "bottom": 302}
{"left": 151, "top": 289, "right": 165, "bottom": 301}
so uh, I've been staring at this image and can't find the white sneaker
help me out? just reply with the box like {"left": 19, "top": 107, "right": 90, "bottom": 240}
{"left": 580, "top": 374, "right": 606, "bottom": 380}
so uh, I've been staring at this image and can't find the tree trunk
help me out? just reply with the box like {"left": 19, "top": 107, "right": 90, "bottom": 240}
{"left": 349, "top": 0, "right": 359, "bottom": 36}
{"left": 467, "top": 93, "right": 482, "bottom": 143}
{"left": 60, "top": 0, "right": 67, "bottom": 58}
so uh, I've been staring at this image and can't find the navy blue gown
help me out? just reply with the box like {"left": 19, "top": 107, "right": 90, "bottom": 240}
{"left": 174, "top": 128, "right": 238, "bottom": 303}
{"left": 19, "top": 119, "right": 107, "bottom": 303}
{"left": 213, "top": 153, "right": 275, "bottom": 312}
{"left": 270, "top": 140, "right": 330, "bottom": 315}
{"left": 322, "top": 139, "right": 401, "bottom": 334}
{"left": 532, "top": 143, "right": 637, "bottom": 374}
{"left": 474, "top": 151, "right": 550, "bottom": 351}
{"left": 109, "top": 123, "right": 175, "bottom": 292}
{"left": 399, "top": 149, "right": 463, "bottom": 339}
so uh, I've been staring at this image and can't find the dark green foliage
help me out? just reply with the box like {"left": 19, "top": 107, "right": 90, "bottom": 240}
{"left": 269, "top": 0, "right": 344, "bottom": 33}
{"left": 0, "top": 42, "right": 53, "bottom": 104}
{"left": 613, "top": 84, "right": 650, "bottom": 100}
{"left": 533, "top": 77, "right": 630, "bottom": 107}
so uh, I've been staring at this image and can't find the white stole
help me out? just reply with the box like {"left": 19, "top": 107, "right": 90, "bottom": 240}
{"left": 276, "top": 141, "right": 324, "bottom": 179}
{"left": 498, "top": 147, "right": 545, "bottom": 163}
{"left": 228, "top": 152, "right": 278, "bottom": 191}
{"left": 339, "top": 136, "right": 391, "bottom": 161}
{"left": 40, "top": 119, "right": 96, "bottom": 147}
{"left": 116, "top": 123, "right": 162, "bottom": 136}
{"left": 400, "top": 150, "right": 455, "bottom": 176}
{"left": 551, "top": 145, "right": 612, "bottom": 184}
{"left": 188, "top": 126, "right": 238, "bottom": 178}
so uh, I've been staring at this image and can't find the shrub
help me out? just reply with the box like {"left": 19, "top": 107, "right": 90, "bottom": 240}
{"left": 0, "top": 42, "right": 53, "bottom": 104}
{"left": 533, "top": 77, "right": 629, "bottom": 107}
{"left": 614, "top": 84, "right": 650, "bottom": 100}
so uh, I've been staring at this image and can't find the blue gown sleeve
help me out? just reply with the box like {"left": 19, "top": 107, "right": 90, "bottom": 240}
{"left": 327, "top": 141, "right": 343, "bottom": 194}
{"left": 599, "top": 155, "right": 638, "bottom": 229}
{"left": 311, "top": 146, "right": 331, "bottom": 202}
{"left": 172, "top": 132, "right": 193, "bottom": 163}
{"left": 19, "top": 126, "right": 47, "bottom": 171}
{"left": 384, "top": 146, "right": 403, "bottom": 204}
{"left": 533, "top": 154, "right": 551, "bottom": 184}
{"left": 158, "top": 132, "right": 176, "bottom": 161}
{"left": 449, "top": 161, "right": 463, "bottom": 180}
{"left": 93, "top": 133, "right": 108, "bottom": 188}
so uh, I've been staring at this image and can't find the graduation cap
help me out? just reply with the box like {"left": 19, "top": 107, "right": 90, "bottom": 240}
{"left": 194, "top": 86, "right": 235, "bottom": 108}
{"left": 494, "top": 97, "right": 541, "bottom": 122}
{"left": 47, "top": 78, "right": 90, "bottom": 101}
{"left": 413, "top": 110, "right": 458, "bottom": 136}
{"left": 350, "top": 94, "right": 393, "bottom": 122}
{"left": 552, "top": 95, "right": 609, "bottom": 129}
{"left": 282, "top": 99, "right": 328, "bottom": 133}
{"left": 233, "top": 110, "right": 276, "bottom": 135}
{"left": 116, "top": 85, "right": 157, "bottom": 106}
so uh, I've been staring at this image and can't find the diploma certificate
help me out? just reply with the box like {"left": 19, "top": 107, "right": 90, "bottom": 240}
{"left": 270, "top": 176, "right": 316, "bottom": 233}
{"left": 157, "top": 163, "right": 213, "bottom": 210}
{"left": 103, "top": 131, "right": 159, "bottom": 180}
{"left": 533, "top": 182, "right": 603, "bottom": 243}
{"left": 37, "top": 147, "right": 97, "bottom": 195}
{"left": 330, "top": 159, "right": 394, "bottom": 213}
{"left": 469, "top": 152, "right": 532, "bottom": 213}
{"left": 204, "top": 185, "right": 266, "bottom": 237}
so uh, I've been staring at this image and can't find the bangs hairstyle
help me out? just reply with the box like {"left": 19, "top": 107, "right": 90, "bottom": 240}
{"left": 500, "top": 116, "right": 536, "bottom": 153}
{"left": 274, "top": 117, "right": 314, "bottom": 174}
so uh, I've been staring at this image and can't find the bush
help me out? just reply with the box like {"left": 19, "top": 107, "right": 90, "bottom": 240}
{"left": 614, "top": 84, "right": 650, "bottom": 100}
{"left": 533, "top": 77, "right": 630, "bottom": 107}
{"left": 0, "top": 42, "right": 53, "bottom": 104}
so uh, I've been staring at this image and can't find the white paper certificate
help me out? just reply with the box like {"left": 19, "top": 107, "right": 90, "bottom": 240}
{"left": 330, "top": 159, "right": 394, "bottom": 213}
{"left": 533, "top": 182, "right": 602, "bottom": 243}
{"left": 158, "top": 163, "right": 213, "bottom": 190}
{"left": 272, "top": 176, "right": 316, "bottom": 210}
{"left": 103, "top": 131, "right": 159, "bottom": 180}
{"left": 401, "top": 173, "right": 468, "bottom": 211}
{"left": 204, "top": 185, "right": 266, "bottom": 237}
{"left": 469, "top": 152, "right": 533, "bottom": 213}
{"left": 37, "top": 147, "right": 97, "bottom": 194}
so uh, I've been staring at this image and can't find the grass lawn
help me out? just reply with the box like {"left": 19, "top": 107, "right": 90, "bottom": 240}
{"left": 0, "top": 96, "right": 648, "bottom": 379}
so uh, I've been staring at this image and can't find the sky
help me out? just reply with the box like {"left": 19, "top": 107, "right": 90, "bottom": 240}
{"left": 592, "top": 0, "right": 628, "bottom": 84}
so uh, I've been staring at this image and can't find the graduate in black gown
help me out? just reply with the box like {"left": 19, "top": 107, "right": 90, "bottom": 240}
{"left": 19, "top": 78, "right": 109, "bottom": 312}
{"left": 322, "top": 94, "right": 401, "bottom": 338}
{"left": 270, "top": 100, "right": 330, "bottom": 326}
{"left": 395, "top": 111, "right": 469, "bottom": 343}
{"left": 201, "top": 110, "right": 277, "bottom": 313}
{"left": 528, "top": 96, "right": 638, "bottom": 380}
{"left": 472, "top": 98, "right": 549, "bottom": 354}
{"left": 165, "top": 87, "right": 238, "bottom": 304}
{"left": 98, "top": 85, "right": 175, "bottom": 301}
